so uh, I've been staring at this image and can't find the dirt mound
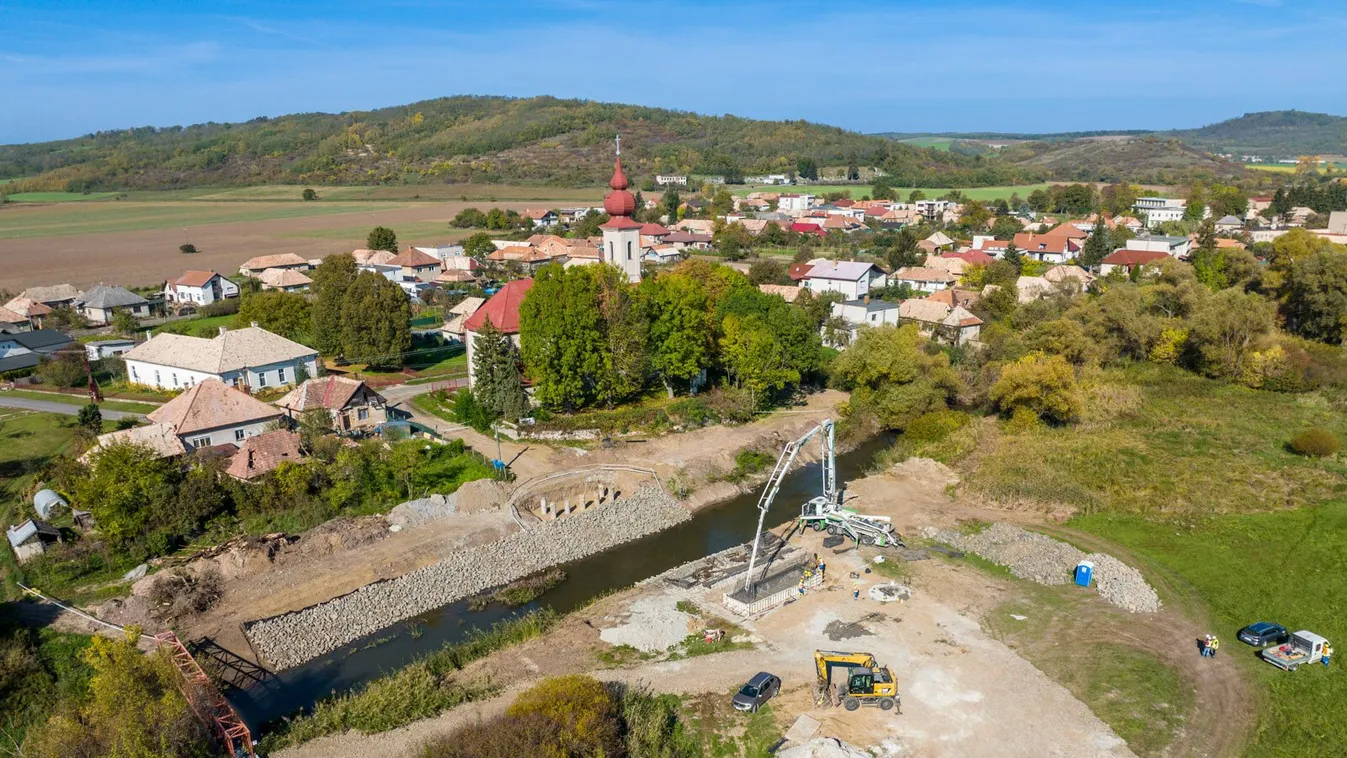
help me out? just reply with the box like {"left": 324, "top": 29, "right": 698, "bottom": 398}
{"left": 889, "top": 457, "right": 960, "bottom": 488}
{"left": 779, "top": 737, "right": 872, "bottom": 758}
{"left": 455, "top": 479, "right": 510, "bottom": 513}
{"left": 284, "top": 516, "right": 387, "bottom": 559}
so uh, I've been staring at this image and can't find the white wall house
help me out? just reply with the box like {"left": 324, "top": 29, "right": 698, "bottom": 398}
{"left": 73, "top": 285, "right": 151, "bottom": 325}
{"left": 164, "top": 270, "right": 240, "bottom": 306}
{"left": 800, "top": 260, "right": 889, "bottom": 300}
{"left": 776, "top": 194, "right": 815, "bottom": 212}
{"left": 892, "top": 266, "right": 959, "bottom": 293}
{"left": 122, "top": 326, "right": 319, "bottom": 392}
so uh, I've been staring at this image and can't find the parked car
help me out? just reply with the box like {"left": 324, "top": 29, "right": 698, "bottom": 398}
{"left": 1239, "top": 622, "right": 1291, "bottom": 647}
{"left": 732, "top": 671, "right": 781, "bottom": 712}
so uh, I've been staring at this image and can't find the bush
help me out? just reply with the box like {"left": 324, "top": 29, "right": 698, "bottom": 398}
{"left": 990, "top": 352, "right": 1083, "bottom": 424}
{"left": 1289, "top": 428, "right": 1340, "bottom": 458}
{"left": 506, "top": 675, "right": 623, "bottom": 758}
{"left": 200, "top": 297, "right": 241, "bottom": 317}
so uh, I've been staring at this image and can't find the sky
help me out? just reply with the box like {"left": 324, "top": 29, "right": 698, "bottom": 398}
{"left": 3, "top": 0, "right": 1346, "bottom": 145}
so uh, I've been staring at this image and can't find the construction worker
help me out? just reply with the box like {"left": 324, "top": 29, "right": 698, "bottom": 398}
{"left": 853, "top": 581, "right": 862, "bottom": 600}
{"left": 817, "top": 559, "right": 826, "bottom": 580}
{"left": 1323, "top": 641, "right": 1333, "bottom": 667}
{"left": 1201, "top": 635, "right": 1212, "bottom": 657}
{"left": 1210, "top": 635, "right": 1220, "bottom": 657}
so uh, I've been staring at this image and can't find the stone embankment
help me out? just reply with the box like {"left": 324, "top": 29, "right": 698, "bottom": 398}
{"left": 246, "top": 485, "right": 688, "bottom": 669}
{"left": 922, "top": 522, "right": 1161, "bottom": 613}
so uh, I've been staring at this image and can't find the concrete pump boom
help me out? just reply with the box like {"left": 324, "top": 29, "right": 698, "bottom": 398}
{"left": 744, "top": 419, "right": 835, "bottom": 592}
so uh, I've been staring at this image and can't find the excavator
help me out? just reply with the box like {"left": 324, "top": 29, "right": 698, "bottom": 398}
{"left": 813, "top": 650, "right": 901, "bottom": 712}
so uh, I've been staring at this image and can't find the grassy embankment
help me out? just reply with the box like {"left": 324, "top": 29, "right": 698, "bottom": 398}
{"left": 939, "top": 363, "right": 1347, "bottom": 757}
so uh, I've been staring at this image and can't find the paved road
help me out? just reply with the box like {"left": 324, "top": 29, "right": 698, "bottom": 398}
{"left": 0, "top": 396, "right": 148, "bottom": 420}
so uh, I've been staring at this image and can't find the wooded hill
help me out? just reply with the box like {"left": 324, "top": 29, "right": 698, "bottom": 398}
{"left": 0, "top": 95, "right": 1037, "bottom": 192}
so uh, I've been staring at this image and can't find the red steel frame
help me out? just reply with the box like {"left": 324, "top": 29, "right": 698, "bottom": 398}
{"left": 155, "top": 631, "right": 255, "bottom": 757}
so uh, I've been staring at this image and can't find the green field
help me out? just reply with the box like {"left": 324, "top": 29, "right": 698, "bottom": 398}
{"left": 732, "top": 183, "right": 1054, "bottom": 202}
{"left": 0, "top": 389, "right": 159, "bottom": 414}
{"left": 2, "top": 191, "right": 122, "bottom": 202}
{"left": 151, "top": 313, "right": 236, "bottom": 337}
{"left": 0, "top": 201, "right": 413, "bottom": 240}
{"left": 282, "top": 222, "right": 470, "bottom": 242}
{"left": 898, "top": 136, "right": 955, "bottom": 150}
{"left": 2, "top": 184, "right": 604, "bottom": 204}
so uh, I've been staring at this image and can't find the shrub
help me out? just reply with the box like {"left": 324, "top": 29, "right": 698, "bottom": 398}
{"left": 1289, "top": 428, "right": 1340, "bottom": 458}
{"left": 505, "top": 675, "right": 622, "bottom": 757}
{"left": 990, "top": 352, "right": 1083, "bottom": 424}
{"left": 200, "top": 297, "right": 241, "bottom": 317}
{"left": 903, "top": 410, "right": 971, "bottom": 445}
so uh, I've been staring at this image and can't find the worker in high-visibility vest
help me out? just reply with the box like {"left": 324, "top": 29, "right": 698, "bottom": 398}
{"left": 1324, "top": 642, "right": 1333, "bottom": 667}
{"left": 1210, "top": 636, "right": 1220, "bottom": 657}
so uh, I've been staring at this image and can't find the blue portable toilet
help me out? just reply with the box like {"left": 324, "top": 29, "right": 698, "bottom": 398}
{"left": 1075, "top": 560, "right": 1094, "bottom": 587}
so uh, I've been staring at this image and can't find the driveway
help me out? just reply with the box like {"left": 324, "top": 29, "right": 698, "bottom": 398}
{"left": 0, "top": 396, "right": 147, "bottom": 420}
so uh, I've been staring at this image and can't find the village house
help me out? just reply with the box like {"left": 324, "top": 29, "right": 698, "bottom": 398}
{"left": 1, "top": 298, "right": 52, "bottom": 332}
{"left": 1013, "top": 231, "right": 1079, "bottom": 264}
{"left": 923, "top": 287, "right": 981, "bottom": 310}
{"left": 0, "top": 305, "right": 34, "bottom": 333}
{"left": 1125, "top": 234, "right": 1191, "bottom": 258}
{"left": 239, "top": 253, "right": 311, "bottom": 278}
{"left": 73, "top": 285, "right": 151, "bottom": 325}
{"left": 664, "top": 231, "right": 713, "bottom": 251}
{"left": 464, "top": 278, "right": 532, "bottom": 388}
{"left": 655, "top": 175, "right": 687, "bottom": 186}
{"left": 1044, "top": 265, "right": 1096, "bottom": 288}
{"left": 163, "top": 270, "right": 240, "bottom": 308}
{"left": 559, "top": 208, "right": 596, "bottom": 224}
{"left": 441, "top": 297, "right": 486, "bottom": 343}
{"left": 257, "top": 267, "right": 313, "bottom": 292}
{"left": 0, "top": 330, "right": 76, "bottom": 375}
{"left": 1214, "top": 215, "right": 1245, "bottom": 233}
{"left": 1099, "top": 248, "right": 1170, "bottom": 276}
{"left": 276, "top": 375, "right": 390, "bottom": 434}
{"left": 122, "top": 325, "right": 319, "bottom": 392}
{"left": 85, "top": 338, "right": 136, "bottom": 360}
{"left": 898, "top": 299, "right": 982, "bottom": 345}
{"left": 224, "top": 430, "right": 304, "bottom": 481}
{"left": 352, "top": 249, "right": 397, "bottom": 266}
{"left": 89, "top": 379, "right": 285, "bottom": 457}
{"left": 16, "top": 284, "right": 83, "bottom": 309}
{"left": 644, "top": 244, "right": 683, "bottom": 265}
{"left": 522, "top": 209, "right": 559, "bottom": 228}
{"left": 832, "top": 298, "right": 900, "bottom": 329}
{"left": 776, "top": 194, "right": 815, "bottom": 212}
{"left": 892, "top": 266, "right": 958, "bottom": 293}
{"left": 488, "top": 245, "right": 562, "bottom": 273}
{"left": 389, "top": 248, "right": 444, "bottom": 282}
{"left": 800, "top": 260, "right": 889, "bottom": 299}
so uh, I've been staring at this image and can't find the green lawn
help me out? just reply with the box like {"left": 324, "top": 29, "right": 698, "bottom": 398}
{"left": 897, "top": 137, "right": 955, "bottom": 151}
{"left": 731, "top": 183, "right": 1054, "bottom": 202}
{"left": 152, "top": 313, "right": 235, "bottom": 337}
{"left": 1, "top": 389, "right": 159, "bottom": 414}
{"left": 3, "top": 191, "right": 121, "bottom": 202}
{"left": 0, "top": 413, "right": 84, "bottom": 597}
{"left": 0, "top": 201, "right": 410, "bottom": 240}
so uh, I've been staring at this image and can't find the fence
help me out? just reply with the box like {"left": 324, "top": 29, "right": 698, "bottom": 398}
{"left": 723, "top": 565, "right": 822, "bottom": 616}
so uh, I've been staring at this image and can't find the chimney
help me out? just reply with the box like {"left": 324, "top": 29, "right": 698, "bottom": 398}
{"left": 218, "top": 326, "right": 228, "bottom": 336}
{"left": 250, "top": 321, "right": 259, "bottom": 328}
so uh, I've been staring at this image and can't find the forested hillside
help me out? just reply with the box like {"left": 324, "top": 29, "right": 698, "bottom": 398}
{"left": 1169, "top": 110, "right": 1347, "bottom": 156}
{"left": 0, "top": 95, "right": 1039, "bottom": 191}
{"left": 998, "top": 136, "right": 1247, "bottom": 185}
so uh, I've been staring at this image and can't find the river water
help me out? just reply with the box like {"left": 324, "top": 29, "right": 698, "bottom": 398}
{"left": 229, "top": 432, "right": 894, "bottom": 729}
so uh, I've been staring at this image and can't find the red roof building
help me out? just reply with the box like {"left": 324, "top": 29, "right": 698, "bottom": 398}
{"left": 788, "top": 263, "right": 814, "bottom": 281}
{"left": 941, "top": 250, "right": 996, "bottom": 265}
{"left": 1100, "top": 249, "right": 1169, "bottom": 270}
{"left": 790, "top": 222, "right": 825, "bottom": 236}
{"left": 465, "top": 278, "right": 534, "bottom": 334}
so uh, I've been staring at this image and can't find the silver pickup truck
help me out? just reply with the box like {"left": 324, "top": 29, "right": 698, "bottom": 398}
{"left": 1260, "top": 630, "right": 1328, "bottom": 671}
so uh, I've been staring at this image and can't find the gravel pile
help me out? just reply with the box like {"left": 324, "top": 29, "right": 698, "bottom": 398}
{"left": 386, "top": 493, "right": 457, "bottom": 528}
{"left": 247, "top": 485, "right": 689, "bottom": 669}
{"left": 598, "top": 594, "right": 693, "bottom": 652}
{"left": 921, "top": 523, "right": 1160, "bottom": 613}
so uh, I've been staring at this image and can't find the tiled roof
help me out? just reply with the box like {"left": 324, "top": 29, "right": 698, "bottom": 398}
{"left": 148, "top": 379, "right": 282, "bottom": 435}
{"left": 1102, "top": 249, "right": 1169, "bottom": 266}
{"left": 894, "top": 266, "right": 958, "bottom": 284}
{"left": 389, "top": 249, "right": 442, "bottom": 268}
{"left": 639, "top": 223, "right": 671, "bottom": 236}
{"left": 1044, "top": 265, "right": 1095, "bottom": 284}
{"left": 758, "top": 284, "right": 802, "bottom": 302}
{"left": 899, "top": 298, "right": 952, "bottom": 323}
{"left": 805, "top": 260, "right": 880, "bottom": 281}
{"left": 241, "top": 253, "right": 309, "bottom": 271}
{"left": 788, "top": 263, "right": 814, "bottom": 281}
{"left": 258, "top": 268, "right": 312, "bottom": 288}
{"left": 18, "top": 284, "right": 82, "bottom": 305}
{"left": 2, "top": 297, "right": 52, "bottom": 318}
{"left": 172, "top": 270, "right": 219, "bottom": 288}
{"left": 0, "top": 306, "right": 26, "bottom": 324}
{"left": 1013, "top": 233, "right": 1072, "bottom": 255}
{"left": 275, "top": 375, "right": 374, "bottom": 413}
{"left": 226, "top": 430, "right": 303, "bottom": 480}
{"left": 942, "top": 250, "right": 996, "bottom": 265}
{"left": 352, "top": 249, "right": 397, "bottom": 266}
{"left": 89, "top": 422, "right": 187, "bottom": 459}
{"left": 124, "top": 326, "right": 316, "bottom": 374}
{"left": 75, "top": 284, "right": 148, "bottom": 309}
{"left": 465, "top": 279, "right": 533, "bottom": 334}
{"left": 600, "top": 217, "right": 644, "bottom": 230}
{"left": 488, "top": 246, "right": 552, "bottom": 263}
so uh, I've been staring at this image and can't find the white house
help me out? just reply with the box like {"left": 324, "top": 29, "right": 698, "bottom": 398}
{"left": 898, "top": 299, "right": 983, "bottom": 345}
{"left": 85, "top": 338, "right": 136, "bottom": 360}
{"left": 93, "top": 379, "right": 284, "bottom": 454}
{"left": 832, "top": 298, "right": 900, "bottom": 328}
{"left": 892, "top": 266, "right": 958, "bottom": 293}
{"left": 122, "top": 325, "right": 319, "bottom": 392}
{"left": 655, "top": 175, "right": 688, "bottom": 186}
{"left": 163, "top": 270, "right": 240, "bottom": 307}
{"left": 800, "top": 260, "right": 889, "bottom": 300}
{"left": 776, "top": 194, "right": 815, "bottom": 212}
{"left": 1125, "top": 234, "right": 1191, "bottom": 258}
{"left": 73, "top": 285, "right": 151, "bottom": 325}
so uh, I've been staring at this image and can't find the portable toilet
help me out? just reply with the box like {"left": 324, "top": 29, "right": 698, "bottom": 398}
{"left": 1074, "top": 560, "right": 1094, "bottom": 587}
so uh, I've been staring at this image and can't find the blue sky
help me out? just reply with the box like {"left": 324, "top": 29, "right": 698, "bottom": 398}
{"left": 3, "top": 0, "right": 1345, "bottom": 144}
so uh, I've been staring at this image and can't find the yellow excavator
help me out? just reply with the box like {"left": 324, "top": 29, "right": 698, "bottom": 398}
{"left": 813, "top": 650, "right": 901, "bottom": 712}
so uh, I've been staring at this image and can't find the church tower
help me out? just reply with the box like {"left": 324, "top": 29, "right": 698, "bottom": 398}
{"left": 600, "top": 135, "right": 643, "bottom": 284}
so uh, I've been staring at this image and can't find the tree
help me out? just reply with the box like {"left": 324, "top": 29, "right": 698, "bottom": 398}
{"left": 908, "top": 190, "right": 927, "bottom": 203}
{"left": 718, "top": 314, "right": 796, "bottom": 407}
{"left": 990, "top": 216, "right": 1021, "bottom": 241}
{"left": 1208, "top": 185, "right": 1248, "bottom": 219}
{"left": 830, "top": 324, "right": 958, "bottom": 430}
{"left": 39, "top": 354, "right": 87, "bottom": 388}
{"left": 990, "top": 352, "right": 1082, "bottom": 424}
{"left": 878, "top": 228, "right": 923, "bottom": 271}
{"left": 644, "top": 274, "right": 712, "bottom": 396}
{"left": 76, "top": 442, "right": 178, "bottom": 549}
{"left": 871, "top": 178, "right": 895, "bottom": 201}
{"left": 471, "top": 319, "right": 530, "bottom": 421}
{"left": 796, "top": 157, "right": 819, "bottom": 181}
{"left": 1284, "top": 249, "right": 1347, "bottom": 343}
{"left": 302, "top": 188, "right": 318, "bottom": 201}
{"left": 708, "top": 187, "right": 734, "bottom": 216}
{"left": 77, "top": 403, "right": 102, "bottom": 433}
{"left": 1078, "top": 215, "right": 1112, "bottom": 269}
{"left": 1270, "top": 227, "right": 1337, "bottom": 272}
{"left": 1269, "top": 188, "right": 1293, "bottom": 219}
{"left": 959, "top": 201, "right": 992, "bottom": 229}
{"left": 297, "top": 408, "right": 334, "bottom": 452}
{"left": 660, "top": 189, "right": 681, "bottom": 223}
{"left": 748, "top": 259, "right": 790, "bottom": 285}
{"left": 110, "top": 309, "right": 140, "bottom": 337}
{"left": 367, "top": 226, "right": 398, "bottom": 252}
{"left": 309, "top": 253, "right": 359, "bottom": 355}
{"left": 235, "top": 290, "right": 311, "bottom": 342}
{"left": 452, "top": 208, "right": 487, "bottom": 228}
{"left": 846, "top": 157, "right": 860, "bottom": 181}
{"left": 1101, "top": 182, "right": 1138, "bottom": 216}
{"left": 1184, "top": 182, "right": 1208, "bottom": 222}
{"left": 713, "top": 222, "right": 752, "bottom": 260}
{"left": 22, "top": 631, "right": 210, "bottom": 758}
{"left": 463, "top": 232, "right": 497, "bottom": 258}
{"left": 1026, "top": 189, "right": 1050, "bottom": 212}
{"left": 1188, "top": 288, "right": 1276, "bottom": 377}
{"left": 178, "top": 243, "right": 197, "bottom": 254}
{"left": 519, "top": 264, "right": 612, "bottom": 410}
{"left": 1191, "top": 220, "right": 1225, "bottom": 289}
{"left": 1002, "top": 241, "right": 1024, "bottom": 274}
{"left": 340, "top": 272, "right": 412, "bottom": 368}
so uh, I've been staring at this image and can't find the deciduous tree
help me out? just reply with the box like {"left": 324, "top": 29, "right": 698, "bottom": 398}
{"left": 1284, "top": 250, "right": 1347, "bottom": 344}
{"left": 309, "top": 253, "right": 359, "bottom": 355}
{"left": 990, "top": 352, "right": 1082, "bottom": 424}
{"left": 235, "top": 290, "right": 311, "bottom": 343}
{"left": 340, "top": 272, "right": 412, "bottom": 368}
{"left": 718, "top": 314, "right": 796, "bottom": 407}
{"left": 367, "top": 226, "right": 398, "bottom": 252}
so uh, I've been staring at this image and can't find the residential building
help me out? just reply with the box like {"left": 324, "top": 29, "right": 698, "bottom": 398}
{"left": 147, "top": 379, "right": 284, "bottom": 450}
{"left": 664, "top": 231, "right": 713, "bottom": 251}
{"left": 442, "top": 297, "right": 486, "bottom": 343}
{"left": 1214, "top": 215, "right": 1244, "bottom": 233}
{"left": 122, "top": 325, "right": 319, "bottom": 392}
{"left": 275, "top": 376, "right": 389, "bottom": 433}
{"left": 559, "top": 208, "right": 596, "bottom": 224}
{"left": 1043, "top": 265, "right": 1095, "bottom": 288}
{"left": 225, "top": 430, "right": 304, "bottom": 481}
{"left": 892, "top": 266, "right": 958, "bottom": 293}
{"left": 1099, "top": 248, "right": 1170, "bottom": 275}
{"left": 239, "top": 253, "right": 310, "bottom": 278}
{"left": 915, "top": 199, "right": 958, "bottom": 220}
{"left": 85, "top": 338, "right": 136, "bottom": 360}
{"left": 17, "top": 284, "right": 82, "bottom": 309}
{"left": 898, "top": 299, "right": 982, "bottom": 345}
{"left": 800, "top": 260, "right": 889, "bottom": 299}
{"left": 488, "top": 245, "right": 561, "bottom": 274}
{"left": 389, "top": 248, "right": 443, "bottom": 282}
{"left": 464, "top": 279, "right": 532, "bottom": 388}
{"left": 522, "top": 209, "right": 559, "bottom": 227}
{"left": 832, "top": 298, "right": 901, "bottom": 330}
{"left": 923, "top": 287, "right": 981, "bottom": 310}
{"left": 674, "top": 219, "right": 716, "bottom": 236}
{"left": 655, "top": 175, "right": 687, "bottom": 186}
{"left": 73, "top": 285, "right": 151, "bottom": 325}
{"left": 2, "top": 297, "right": 55, "bottom": 330}
{"left": 352, "top": 249, "right": 397, "bottom": 266}
{"left": 644, "top": 244, "right": 683, "bottom": 265}
{"left": 257, "top": 268, "right": 313, "bottom": 292}
{"left": 0, "top": 329, "right": 76, "bottom": 373}
{"left": 639, "top": 223, "right": 672, "bottom": 246}
{"left": 1012, "top": 232, "right": 1079, "bottom": 264}
{"left": 163, "top": 270, "right": 239, "bottom": 307}
{"left": 1125, "top": 234, "right": 1191, "bottom": 258}
{"left": 0, "top": 306, "right": 31, "bottom": 333}
{"left": 758, "top": 284, "right": 802, "bottom": 303}
{"left": 777, "top": 194, "right": 815, "bottom": 212}
{"left": 1249, "top": 227, "right": 1289, "bottom": 244}
{"left": 414, "top": 244, "right": 466, "bottom": 263}
{"left": 1328, "top": 211, "right": 1347, "bottom": 235}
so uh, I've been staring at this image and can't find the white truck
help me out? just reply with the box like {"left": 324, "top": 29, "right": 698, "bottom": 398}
{"left": 1260, "top": 630, "right": 1329, "bottom": 671}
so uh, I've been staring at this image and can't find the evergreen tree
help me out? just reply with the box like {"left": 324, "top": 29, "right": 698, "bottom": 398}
{"left": 1079, "top": 214, "right": 1113, "bottom": 268}
{"left": 1269, "top": 188, "right": 1292, "bottom": 219}
{"left": 310, "top": 253, "right": 359, "bottom": 355}
{"left": 471, "top": 319, "right": 529, "bottom": 421}
{"left": 1002, "top": 241, "right": 1024, "bottom": 274}
{"left": 661, "top": 189, "right": 681, "bottom": 223}
{"left": 340, "top": 272, "right": 412, "bottom": 368}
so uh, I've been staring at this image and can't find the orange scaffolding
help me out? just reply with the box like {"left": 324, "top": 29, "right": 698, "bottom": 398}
{"left": 156, "top": 631, "right": 256, "bottom": 757}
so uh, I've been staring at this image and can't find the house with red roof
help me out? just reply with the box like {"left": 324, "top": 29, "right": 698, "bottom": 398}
{"left": 1013, "top": 231, "right": 1080, "bottom": 264}
{"left": 1099, "top": 248, "right": 1169, "bottom": 276}
{"left": 163, "top": 270, "right": 240, "bottom": 309}
{"left": 464, "top": 278, "right": 533, "bottom": 388}
{"left": 389, "top": 248, "right": 443, "bottom": 282}
{"left": 790, "top": 222, "right": 825, "bottom": 237}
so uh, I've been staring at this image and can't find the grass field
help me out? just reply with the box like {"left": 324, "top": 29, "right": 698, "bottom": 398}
{"left": 1, "top": 389, "right": 159, "bottom": 414}
{"left": 0, "top": 412, "right": 83, "bottom": 598}
{"left": 732, "top": 183, "right": 1055, "bottom": 202}
{"left": 2, "top": 191, "right": 122, "bottom": 202}
{"left": 897, "top": 137, "right": 955, "bottom": 150}
{"left": 281, "top": 221, "right": 470, "bottom": 242}
{"left": 152, "top": 313, "right": 234, "bottom": 337}
{"left": 0, "top": 201, "right": 411, "bottom": 240}
{"left": 2, "top": 184, "right": 605, "bottom": 204}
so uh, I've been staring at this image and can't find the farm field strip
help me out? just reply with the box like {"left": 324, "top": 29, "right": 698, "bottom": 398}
{"left": 0, "top": 201, "right": 411, "bottom": 240}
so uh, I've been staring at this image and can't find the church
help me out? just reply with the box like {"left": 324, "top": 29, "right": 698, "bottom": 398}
{"left": 599, "top": 136, "right": 644, "bottom": 284}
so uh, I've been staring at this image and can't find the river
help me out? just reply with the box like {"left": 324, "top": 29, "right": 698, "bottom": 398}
{"left": 229, "top": 432, "right": 894, "bottom": 729}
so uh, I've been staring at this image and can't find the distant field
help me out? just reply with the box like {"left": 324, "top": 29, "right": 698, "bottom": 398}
{"left": 281, "top": 222, "right": 471, "bottom": 242}
{"left": 0, "top": 201, "right": 408, "bottom": 240}
{"left": 733, "top": 183, "right": 1055, "bottom": 202}
{"left": 897, "top": 137, "right": 954, "bottom": 150}
{"left": 1247, "top": 163, "right": 1347, "bottom": 174}
{"left": 3, "top": 191, "right": 122, "bottom": 202}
